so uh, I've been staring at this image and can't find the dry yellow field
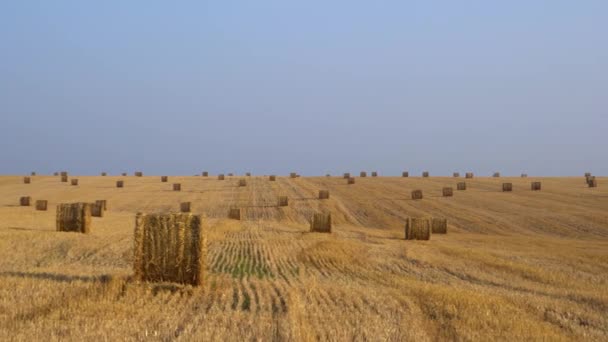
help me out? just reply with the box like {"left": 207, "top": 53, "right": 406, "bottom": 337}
{"left": 1, "top": 175, "right": 607, "bottom": 341}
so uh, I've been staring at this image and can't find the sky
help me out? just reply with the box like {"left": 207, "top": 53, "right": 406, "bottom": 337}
{"left": 1, "top": 1, "right": 606, "bottom": 176}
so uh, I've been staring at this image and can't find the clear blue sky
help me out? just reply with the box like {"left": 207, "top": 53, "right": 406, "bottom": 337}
{"left": 1, "top": 1, "right": 606, "bottom": 176}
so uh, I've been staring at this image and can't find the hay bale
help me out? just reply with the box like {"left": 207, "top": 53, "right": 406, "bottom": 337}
{"left": 101, "top": 172, "right": 107, "bottom": 176}
{"left": 91, "top": 202, "right": 104, "bottom": 217}
{"left": 360, "top": 171, "right": 367, "bottom": 177}
{"left": 310, "top": 212, "right": 331, "bottom": 233}
{"left": 202, "top": 171, "right": 208, "bottom": 177}
{"left": 23, "top": 177, "right": 31, "bottom": 184}
{"left": 161, "top": 176, "right": 168, "bottom": 182}
{"left": 502, "top": 183, "right": 513, "bottom": 192}
{"left": 228, "top": 208, "right": 241, "bottom": 220}
{"left": 442, "top": 187, "right": 453, "bottom": 197}
{"left": 453, "top": 172, "right": 460, "bottom": 177}
{"left": 343, "top": 173, "right": 350, "bottom": 179}
{"left": 20, "top": 196, "right": 31, "bottom": 206}
{"left": 135, "top": 172, "right": 143, "bottom": 177}
{"left": 465, "top": 172, "right": 474, "bottom": 179}
{"left": 457, "top": 182, "right": 467, "bottom": 190}
{"left": 431, "top": 218, "right": 447, "bottom": 234}
{"left": 56, "top": 203, "right": 91, "bottom": 234}
{"left": 133, "top": 213, "right": 205, "bottom": 286}
{"left": 422, "top": 171, "right": 429, "bottom": 178}
{"left": 404, "top": 218, "right": 431, "bottom": 240}
{"left": 521, "top": 173, "right": 528, "bottom": 178}
{"left": 493, "top": 172, "right": 500, "bottom": 177}
{"left": 269, "top": 175, "right": 276, "bottom": 181}
{"left": 584, "top": 172, "right": 591, "bottom": 177}
{"left": 325, "top": 174, "right": 331, "bottom": 177}
{"left": 531, "top": 182, "right": 541, "bottom": 191}
{"left": 290, "top": 172, "right": 297, "bottom": 178}
{"left": 95, "top": 200, "right": 107, "bottom": 211}
{"left": 116, "top": 180, "right": 124, "bottom": 188}
{"left": 218, "top": 174, "right": 225, "bottom": 180}
{"left": 371, "top": 171, "right": 378, "bottom": 177}
{"left": 246, "top": 172, "right": 251, "bottom": 177}
{"left": 122, "top": 172, "right": 127, "bottom": 176}
{"left": 31, "top": 172, "right": 36, "bottom": 176}
{"left": 54, "top": 172, "right": 59, "bottom": 176}
{"left": 278, "top": 196, "right": 289, "bottom": 207}
{"left": 35, "top": 200, "right": 48, "bottom": 211}
{"left": 71, "top": 179, "right": 79, "bottom": 186}
{"left": 173, "top": 183, "right": 181, "bottom": 191}
{"left": 61, "top": 175, "right": 68, "bottom": 182}
{"left": 238, "top": 179, "right": 247, "bottom": 187}
{"left": 180, "top": 202, "right": 191, "bottom": 213}
{"left": 347, "top": 177, "right": 355, "bottom": 185}
{"left": 60, "top": 171, "right": 68, "bottom": 177}
{"left": 228, "top": 173, "right": 234, "bottom": 177}
{"left": 402, "top": 171, "right": 409, "bottom": 177}
{"left": 411, "top": 190, "right": 423, "bottom": 200}
{"left": 588, "top": 177, "right": 597, "bottom": 188}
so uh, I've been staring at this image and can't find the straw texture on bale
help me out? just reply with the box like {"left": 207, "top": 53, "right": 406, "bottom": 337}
{"left": 218, "top": 174, "right": 225, "bottom": 180}
{"left": 457, "top": 182, "right": 467, "bottom": 190}
{"left": 442, "top": 187, "right": 453, "bottom": 197}
{"left": 173, "top": 183, "right": 181, "bottom": 191}
{"left": 319, "top": 190, "right": 330, "bottom": 199}
{"left": 531, "top": 182, "right": 541, "bottom": 191}
{"left": 310, "top": 212, "right": 332, "bottom": 233}
{"left": 278, "top": 196, "right": 289, "bottom": 207}
{"left": 91, "top": 202, "right": 104, "bottom": 217}
{"left": 238, "top": 179, "right": 247, "bottom": 187}
{"left": 431, "top": 218, "right": 448, "bottom": 234}
{"left": 360, "top": 172, "right": 367, "bottom": 177}
{"left": 422, "top": 171, "right": 429, "bottom": 178}
{"left": 23, "top": 177, "right": 31, "bottom": 184}
{"left": 290, "top": 173, "right": 297, "bottom": 178}
{"left": 228, "top": 208, "right": 241, "bottom": 220}
{"left": 453, "top": 172, "right": 460, "bottom": 177}
{"left": 133, "top": 213, "right": 205, "bottom": 286}
{"left": 343, "top": 173, "right": 350, "bottom": 179}
{"left": 20, "top": 196, "right": 31, "bottom": 206}
{"left": 71, "top": 179, "right": 78, "bottom": 186}
{"left": 347, "top": 177, "right": 355, "bottom": 185}
{"left": 35, "top": 200, "right": 48, "bottom": 211}
{"left": 202, "top": 172, "right": 208, "bottom": 177}
{"left": 502, "top": 183, "right": 513, "bottom": 192}
{"left": 135, "top": 172, "right": 143, "bottom": 177}
{"left": 161, "top": 176, "right": 168, "bottom": 182}
{"left": 56, "top": 203, "right": 91, "bottom": 234}
{"left": 116, "top": 180, "right": 124, "bottom": 188}
{"left": 404, "top": 218, "right": 431, "bottom": 240}
{"left": 371, "top": 171, "right": 378, "bottom": 177}
{"left": 61, "top": 175, "right": 68, "bottom": 182}
{"left": 465, "top": 172, "right": 474, "bottom": 179}
{"left": 269, "top": 175, "right": 276, "bottom": 181}
{"left": 493, "top": 172, "right": 501, "bottom": 177}
{"left": 411, "top": 190, "right": 423, "bottom": 200}
{"left": 180, "top": 202, "right": 191, "bottom": 212}
{"left": 402, "top": 171, "right": 409, "bottom": 177}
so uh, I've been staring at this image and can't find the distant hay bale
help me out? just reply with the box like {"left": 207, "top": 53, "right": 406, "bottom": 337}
{"left": 23, "top": 176, "right": 31, "bottom": 184}
{"left": 54, "top": 172, "right": 59, "bottom": 176}
{"left": 180, "top": 202, "right": 191, "bottom": 212}
{"left": 502, "top": 183, "right": 513, "bottom": 192}
{"left": 296, "top": 174, "right": 301, "bottom": 178}
{"left": 584, "top": 172, "right": 591, "bottom": 177}
{"left": 422, "top": 171, "right": 429, "bottom": 178}
{"left": 71, "top": 179, "right": 79, "bottom": 186}
{"left": 121, "top": 172, "right": 127, "bottom": 176}
{"left": 116, "top": 180, "right": 124, "bottom": 188}
{"left": 531, "top": 182, "right": 541, "bottom": 191}
{"left": 493, "top": 172, "right": 500, "bottom": 177}
{"left": 343, "top": 173, "right": 350, "bottom": 179}
{"left": 31, "top": 172, "right": 36, "bottom": 176}
{"left": 360, "top": 171, "right": 367, "bottom": 177}
{"left": 61, "top": 175, "right": 68, "bottom": 182}
{"left": 228, "top": 173, "right": 234, "bottom": 177}
{"left": 371, "top": 171, "right": 378, "bottom": 177}
{"left": 101, "top": 172, "right": 107, "bottom": 176}
{"left": 173, "top": 183, "right": 181, "bottom": 191}
{"left": 238, "top": 179, "right": 247, "bottom": 187}
{"left": 465, "top": 172, "right": 474, "bottom": 179}
{"left": 20, "top": 196, "right": 31, "bottom": 206}
{"left": 325, "top": 174, "right": 331, "bottom": 177}
{"left": 60, "top": 171, "right": 68, "bottom": 177}
{"left": 278, "top": 196, "right": 289, "bottom": 207}
{"left": 95, "top": 200, "right": 107, "bottom": 211}
{"left": 318, "top": 190, "right": 330, "bottom": 199}
{"left": 133, "top": 213, "right": 205, "bottom": 286}
{"left": 91, "top": 202, "right": 104, "bottom": 217}
{"left": 161, "top": 176, "right": 168, "bottom": 182}
{"left": 347, "top": 177, "right": 355, "bottom": 185}
{"left": 521, "top": 173, "right": 528, "bottom": 178}
{"left": 310, "top": 212, "right": 331, "bottom": 233}
{"left": 135, "top": 172, "right": 143, "bottom": 177}
{"left": 431, "top": 218, "right": 447, "bottom": 234}
{"left": 402, "top": 171, "right": 409, "bottom": 177}
{"left": 290, "top": 172, "right": 297, "bottom": 178}
{"left": 35, "top": 200, "right": 48, "bottom": 211}
{"left": 588, "top": 177, "right": 597, "bottom": 188}
{"left": 56, "top": 203, "right": 91, "bottom": 234}
{"left": 218, "top": 174, "right": 225, "bottom": 180}
{"left": 404, "top": 217, "right": 431, "bottom": 240}
{"left": 411, "top": 190, "right": 423, "bottom": 200}
{"left": 442, "top": 187, "right": 453, "bottom": 197}
{"left": 269, "top": 175, "right": 276, "bottom": 181}
{"left": 453, "top": 172, "right": 460, "bottom": 177}
{"left": 457, "top": 182, "right": 467, "bottom": 190}
{"left": 202, "top": 171, "right": 208, "bottom": 177}
{"left": 228, "top": 208, "right": 241, "bottom": 220}
{"left": 246, "top": 172, "right": 251, "bottom": 176}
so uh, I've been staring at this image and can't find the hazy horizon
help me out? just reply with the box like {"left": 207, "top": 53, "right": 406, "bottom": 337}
{"left": 1, "top": 2, "right": 606, "bottom": 176}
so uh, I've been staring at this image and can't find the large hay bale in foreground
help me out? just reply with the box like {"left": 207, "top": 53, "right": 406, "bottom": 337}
{"left": 442, "top": 187, "right": 453, "bottom": 197}
{"left": 238, "top": 179, "right": 247, "bottom": 187}
{"left": 404, "top": 218, "right": 431, "bottom": 240}
{"left": 161, "top": 176, "right": 168, "bottom": 182}
{"left": 56, "top": 203, "right": 91, "bottom": 234}
{"left": 502, "top": 183, "right": 513, "bottom": 192}
{"left": 35, "top": 200, "right": 48, "bottom": 211}
{"left": 116, "top": 180, "right": 124, "bottom": 188}
{"left": 135, "top": 172, "right": 143, "bottom": 177}
{"left": 228, "top": 208, "right": 241, "bottom": 220}
{"left": 343, "top": 173, "right": 350, "bottom": 179}
{"left": 371, "top": 171, "right": 378, "bottom": 177}
{"left": 347, "top": 177, "right": 355, "bottom": 185}
{"left": 202, "top": 171, "right": 208, "bottom": 177}
{"left": 465, "top": 172, "right": 474, "bottom": 179}
{"left": 180, "top": 202, "right": 191, "bottom": 212}
{"left": 453, "top": 172, "right": 460, "bottom": 177}
{"left": 23, "top": 177, "right": 31, "bottom": 184}
{"left": 134, "top": 213, "right": 205, "bottom": 286}
{"left": 20, "top": 196, "right": 31, "bottom": 206}
{"left": 290, "top": 172, "right": 297, "bottom": 178}
{"left": 431, "top": 218, "right": 447, "bottom": 234}
{"left": 278, "top": 196, "right": 289, "bottom": 207}
{"left": 173, "top": 183, "right": 181, "bottom": 191}
{"left": 531, "top": 182, "right": 541, "bottom": 191}
{"left": 310, "top": 212, "right": 331, "bottom": 233}
{"left": 422, "top": 171, "right": 429, "bottom": 178}
{"left": 61, "top": 175, "right": 68, "bottom": 182}
{"left": 91, "top": 202, "right": 105, "bottom": 217}
{"left": 319, "top": 190, "right": 330, "bottom": 199}
{"left": 218, "top": 174, "right": 225, "bottom": 180}
{"left": 71, "top": 179, "right": 79, "bottom": 186}
{"left": 269, "top": 175, "right": 276, "bottom": 181}
{"left": 457, "top": 182, "right": 467, "bottom": 190}
{"left": 360, "top": 171, "right": 367, "bottom": 177}
{"left": 411, "top": 190, "right": 423, "bottom": 200}
{"left": 402, "top": 171, "right": 409, "bottom": 177}
{"left": 493, "top": 172, "right": 500, "bottom": 177}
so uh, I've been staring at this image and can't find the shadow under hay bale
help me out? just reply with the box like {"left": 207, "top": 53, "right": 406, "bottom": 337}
{"left": 61, "top": 175, "right": 68, "bottom": 182}
{"left": 20, "top": 196, "right": 31, "bottom": 206}
{"left": 457, "top": 182, "right": 467, "bottom": 190}
{"left": 360, "top": 171, "right": 367, "bottom": 177}
{"left": 278, "top": 196, "right": 289, "bottom": 207}
{"left": 71, "top": 179, "right": 79, "bottom": 186}
{"left": 218, "top": 174, "right": 225, "bottom": 180}
{"left": 134, "top": 213, "right": 205, "bottom": 286}
{"left": 319, "top": 190, "right": 330, "bottom": 199}
{"left": 531, "top": 182, "right": 541, "bottom": 191}
{"left": 402, "top": 171, "right": 409, "bottom": 177}
{"left": 442, "top": 187, "right": 453, "bottom": 197}
{"left": 465, "top": 172, "right": 474, "bottom": 179}
{"left": 161, "top": 176, "right": 168, "bottom": 182}
{"left": 173, "top": 183, "right": 181, "bottom": 191}
{"left": 453, "top": 172, "right": 460, "bottom": 177}
{"left": 310, "top": 212, "right": 331, "bottom": 233}
{"left": 431, "top": 218, "right": 447, "bottom": 234}
{"left": 56, "top": 203, "right": 91, "bottom": 234}
{"left": 180, "top": 202, "right": 191, "bottom": 213}
{"left": 135, "top": 172, "right": 143, "bottom": 177}
{"left": 23, "top": 177, "right": 31, "bottom": 184}
{"left": 228, "top": 208, "right": 241, "bottom": 220}
{"left": 202, "top": 171, "right": 208, "bottom": 177}
{"left": 502, "top": 183, "right": 513, "bottom": 192}
{"left": 422, "top": 171, "right": 429, "bottom": 178}
{"left": 238, "top": 179, "right": 247, "bottom": 187}
{"left": 411, "top": 190, "right": 423, "bottom": 200}
{"left": 269, "top": 175, "right": 276, "bottom": 181}
{"left": 371, "top": 171, "right": 378, "bottom": 177}
{"left": 404, "top": 217, "right": 431, "bottom": 240}
{"left": 91, "top": 202, "right": 104, "bottom": 217}
{"left": 35, "top": 200, "right": 48, "bottom": 211}
{"left": 116, "top": 180, "right": 124, "bottom": 188}
{"left": 347, "top": 177, "right": 355, "bottom": 185}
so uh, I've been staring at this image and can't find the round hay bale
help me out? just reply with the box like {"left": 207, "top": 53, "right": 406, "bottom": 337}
{"left": 238, "top": 179, "right": 247, "bottom": 187}
{"left": 35, "top": 200, "right": 48, "bottom": 211}
{"left": 531, "top": 182, "right": 541, "bottom": 191}
{"left": 71, "top": 179, "right": 79, "bottom": 186}
{"left": 202, "top": 171, "right": 208, "bottom": 177}
{"left": 347, "top": 177, "right": 355, "bottom": 185}
{"left": 218, "top": 174, "right": 225, "bottom": 180}
{"left": 161, "top": 176, "right": 168, "bottom": 182}
{"left": 411, "top": 190, "right": 423, "bottom": 200}
{"left": 465, "top": 172, "right": 474, "bottom": 179}
{"left": 402, "top": 171, "right": 409, "bottom": 177}
{"left": 371, "top": 171, "right": 378, "bottom": 177}
{"left": 318, "top": 190, "right": 330, "bottom": 199}
{"left": 278, "top": 196, "right": 289, "bottom": 207}
{"left": 360, "top": 171, "right": 367, "bottom": 177}
{"left": 502, "top": 183, "right": 513, "bottom": 192}
{"left": 422, "top": 171, "right": 429, "bottom": 178}
{"left": 116, "top": 180, "right": 124, "bottom": 188}
{"left": 442, "top": 187, "right": 453, "bottom": 197}
{"left": 453, "top": 172, "right": 460, "bottom": 177}
{"left": 404, "top": 217, "right": 431, "bottom": 240}
{"left": 343, "top": 173, "right": 350, "bottom": 179}
{"left": 457, "top": 182, "right": 467, "bottom": 190}
{"left": 180, "top": 202, "right": 191, "bottom": 212}
{"left": 23, "top": 177, "right": 31, "bottom": 184}
{"left": 269, "top": 175, "right": 276, "bottom": 181}
{"left": 20, "top": 196, "right": 31, "bottom": 206}
{"left": 173, "top": 183, "right": 181, "bottom": 191}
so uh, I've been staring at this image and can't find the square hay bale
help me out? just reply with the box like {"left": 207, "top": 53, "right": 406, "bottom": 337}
{"left": 290, "top": 172, "right": 297, "bottom": 178}
{"left": 588, "top": 177, "right": 597, "bottom": 188}
{"left": 24, "top": 177, "right": 31, "bottom": 184}
{"left": 422, "top": 171, "right": 429, "bottom": 178}
{"left": 411, "top": 190, "right": 423, "bottom": 200}
{"left": 347, "top": 177, "right": 355, "bottom": 185}
{"left": 116, "top": 180, "right": 124, "bottom": 188}
{"left": 238, "top": 179, "right": 247, "bottom": 187}
{"left": 269, "top": 175, "right": 276, "bottom": 181}
{"left": 453, "top": 172, "right": 460, "bottom": 177}
{"left": 402, "top": 171, "right": 409, "bottom": 177}
{"left": 173, "top": 183, "right": 181, "bottom": 191}
{"left": 91, "top": 202, "right": 104, "bottom": 217}
{"left": 493, "top": 172, "right": 500, "bottom": 177}
{"left": 133, "top": 213, "right": 205, "bottom": 286}
{"left": 431, "top": 218, "right": 447, "bottom": 234}
{"left": 228, "top": 208, "right": 241, "bottom": 220}
{"left": 95, "top": 200, "right": 107, "bottom": 211}
{"left": 521, "top": 173, "right": 528, "bottom": 178}
{"left": 360, "top": 171, "right": 367, "bottom": 177}
{"left": 218, "top": 174, "right": 225, "bottom": 180}
{"left": 319, "top": 190, "right": 330, "bottom": 199}
{"left": 343, "top": 173, "right": 350, "bottom": 179}
{"left": 180, "top": 202, "right": 191, "bottom": 213}
{"left": 161, "top": 176, "right": 168, "bottom": 182}
{"left": 502, "top": 183, "right": 513, "bottom": 192}
{"left": 442, "top": 187, "right": 453, "bottom": 197}
{"left": 71, "top": 179, "right": 79, "bottom": 186}
{"left": 465, "top": 172, "right": 474, "bottom": 179}
{"left": 61, "top": 175, "right": 68, "bottom": 182}
{"left": 20, "top": 196, "right": 31, "bottom": 206}
{"left": 404, "top": 218, "right": 431, "bottom": 240}
{"left": 135, "top": 172, "right": 143, "bottom": 177}
{"left": 531, "top": 182, "right": 541, "bottom": 191}
{"left": 457, "top": 182, "right": 467, "bottom": 190}
{"left": 371, "top": 171, "right": 378, "bottom": 177}
{"left": 101, "top": 172, "right": 107, "bottom": 176}
{"left": 202, "top": 171, "right": 208, "bottom": 177}
{"left": 310, "top": 212, "right": 331, "bottom": 233}
{"left": 278, "top": 196, "right": 289, "bottom": 207}
{"left": 35, "top": 200, "right": 48, "bottom": 211}
{"left": 60, "top": 171, "right": 68, "bottom": 177}
{"left": 56, "top": 203, "right": 91, "bottom": 234}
